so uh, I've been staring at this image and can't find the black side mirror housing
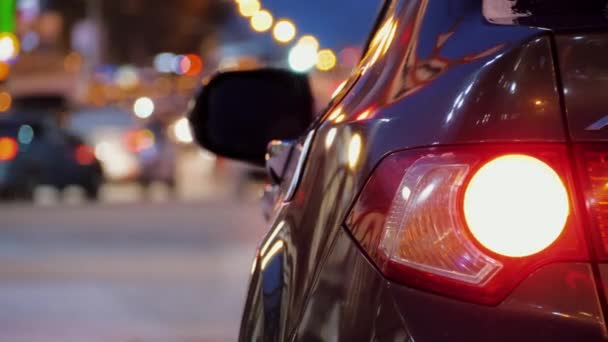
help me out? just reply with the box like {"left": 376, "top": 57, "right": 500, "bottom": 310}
{"left": 189, "top": 68, "right": 314, "bottom": 166}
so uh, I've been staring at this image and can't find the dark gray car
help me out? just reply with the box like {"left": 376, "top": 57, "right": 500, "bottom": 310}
{"left": 191, "top": 0, "right": 608, "bottom": 340}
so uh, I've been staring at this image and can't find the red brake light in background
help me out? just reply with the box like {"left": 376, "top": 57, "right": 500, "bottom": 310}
{"left": 0, "top": 137, "right": 18, "bottom": 161}
{"left": 75, "top": 144, "right": 95, "bottom": 166}
{"left": 181, "top": 54, "right": 204, "bottom": 77}
{"left": 345, "top": 145, "right": 588, "bottom": 305}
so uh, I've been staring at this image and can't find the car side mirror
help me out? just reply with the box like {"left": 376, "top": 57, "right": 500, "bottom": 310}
{"left": 189, "top": 68, "right": 314, "bottom": 166}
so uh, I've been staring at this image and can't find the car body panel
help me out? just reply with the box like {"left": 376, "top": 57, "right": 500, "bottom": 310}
{"left": 390, "top": 263, "right": 606, "bottom": 341}
{"left": 555, "top": 34, "right": 608, "bottom": 141}
{"left": 294, "top": 229, "right": 385, "bottom": 341}
{"left": 239, "top": 0, "right": 608, "bottom": 340}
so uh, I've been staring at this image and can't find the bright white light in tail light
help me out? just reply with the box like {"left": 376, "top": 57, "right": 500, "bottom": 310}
{"left": 464, "top": 155, "right": 569, "bottom": 258}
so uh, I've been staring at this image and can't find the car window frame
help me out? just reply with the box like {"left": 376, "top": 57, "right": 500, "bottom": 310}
{"left": 311, "top": 0, "right": 392, "bottom": 127}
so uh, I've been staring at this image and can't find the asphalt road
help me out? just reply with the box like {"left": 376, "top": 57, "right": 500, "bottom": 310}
{"left": 0, "top": 197, "right": 267, "bottom": 341}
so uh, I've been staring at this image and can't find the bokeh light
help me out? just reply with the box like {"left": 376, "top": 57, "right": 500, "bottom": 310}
{"left": 0, "top": 33, "right": 19, "bottom": 62}
{"left": 0, "top": 92, "right": 12, "bottom": 112}
{"left": 273, "top": 20, "right": 296, "bottom": 43}
{"left": 114, "top": 66, "right": 140, "bottom": 90}
{"left": 20, "top": 31, "right": 39, "bottom": 52}
{"left": 133, "top": 97, "right": 155, "bottom": 119}
{"left": 180, "top": 54, "right": 204, "bottom": 76}
{"left": 288, "top": 43, "right": 318, "bottom": 73}
{"left": 173, "top": 117, "right": 194, "bottom": 144}
{"left": 75, "top": 145, "right": 96, "bottom": 165}
{"left": 124, "top": 129, "right": 155, "bottom": 153}
{"left": 250, "top": 10, "right": 273, "bottom": 32}
{"left": 339, "top": 46, "right": 361, "bottom": 68}
{"left": 316, "top": 49, "right": 337, "bottom": 71}
{"left": 238, "top": 0, "right": 260, "bottom": 17}
{"left": 0, "top": 62, "right": 10, "bottom": 81}
{"left": 0, "top": 137, "right": 18, "bottom": 161}
{"left": 154, "top": 52, "right": 176, "bottom": 73}
{"left": 171, "top": 55, "right": 186, "bottom": 75}
{"left": 298, "top": 35, "right": 319, "bottom": 50}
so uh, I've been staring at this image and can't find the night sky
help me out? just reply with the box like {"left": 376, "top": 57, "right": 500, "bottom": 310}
{"left": 262, "top": 0, "right": 383, "bottom": 49}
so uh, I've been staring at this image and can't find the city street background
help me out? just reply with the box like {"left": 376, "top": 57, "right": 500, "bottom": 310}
{"left": 0, "top": 0, "right": 380, "bottom": 340}
{"left": 0, "top": 154, "right": 267, "bottom": 341}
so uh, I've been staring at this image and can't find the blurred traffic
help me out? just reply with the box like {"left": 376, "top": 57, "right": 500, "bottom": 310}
{"left": 0, "top": 0, "right": 375, "bottom": 203}
{"left": 0, "top": 0, "right": 378, "bottom": 340}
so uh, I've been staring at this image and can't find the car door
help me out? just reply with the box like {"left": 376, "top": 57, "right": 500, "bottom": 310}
{"left": 239, "top": 2, "right": 392, "bottom": 341}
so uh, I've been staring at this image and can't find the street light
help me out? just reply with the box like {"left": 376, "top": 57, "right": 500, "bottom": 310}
{"left": 288, "top": 43, "right": 318, "bottom": 73}
{"left": 297, "top": 35, "right": 319, "bottom": 50}
{"left": 316, "top": 49, "right": 337, "bottom": 71}
{"left": 0, "top": 62, "right": 10, "bottom": 81}
{"left": 173, "top": 117, "right": 194, "bottom": 144}
{"left": 272, "top": 20, "right": 296, "bottom": 44}
{"left": 250, "top": 10, "right": 273, "bottom": 32}
{"left": 238, "top": 0, "right": 260, "bottom": 17}
{"left": 0, "top": 92, "right": 11, "bottom": 112}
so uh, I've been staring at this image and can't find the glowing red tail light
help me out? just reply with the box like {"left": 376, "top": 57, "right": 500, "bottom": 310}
{"left": 345, "top": 144, "right": 589, "bottom": 305}
{"left": 573, "top": 144, "right": 608, "bottom": 260}
{"left": 75, "top": 144, "right": 95, "bottom": 166}
{"left": 0, "top": 137, "right": 18, "bottom": 161}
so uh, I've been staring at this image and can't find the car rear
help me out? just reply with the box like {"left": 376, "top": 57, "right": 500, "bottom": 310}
{"left": 0, "top": 122, "right": 34, "bottom": 198}
{"left": 337, "top": 1, "right": 608, "bottom": 341}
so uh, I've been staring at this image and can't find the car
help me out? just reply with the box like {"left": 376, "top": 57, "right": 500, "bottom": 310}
{"left": 71, "top": 108, "right": 176, "bottom": 189}
{"left": 0, "top": 117, "right": 102, "bottom": 200}
{"left": 133, "top": 120, "right": 177, "bottom": 190}
{"left": 190, "top": 0, "right": 608, "bottom": 341}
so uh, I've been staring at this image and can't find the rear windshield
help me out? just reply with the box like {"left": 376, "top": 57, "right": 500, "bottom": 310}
{"left": 484, "top": 0, "right": 608, "bottom": 28}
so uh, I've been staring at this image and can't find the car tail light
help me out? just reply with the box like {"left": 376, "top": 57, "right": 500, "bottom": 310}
{"left": 573, "top": 144, "right": 608, "bottom": 261}
{"left": 0, "top": 137, "right": 18, "bottom": 161}
{"left": 345, "top": 144, "right": 588, "bottom": 305}
{"left": 75, "top": 144, "right": 95, "bottom": 166}
{"left": 464, "top": 155, "right": 570, "bottom": 258}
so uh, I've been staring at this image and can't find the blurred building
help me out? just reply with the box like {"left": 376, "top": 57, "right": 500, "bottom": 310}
{"left": 48, "top": 0, "right": 232, "bottom": 65}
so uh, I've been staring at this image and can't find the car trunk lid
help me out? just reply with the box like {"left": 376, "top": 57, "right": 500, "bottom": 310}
{"left": 555, "top": 33, "right": 608, "bottom": 141}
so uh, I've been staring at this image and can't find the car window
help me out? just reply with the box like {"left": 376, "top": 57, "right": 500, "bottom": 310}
{"left": 315, "top": 0, "right": 392, "bottom": 124}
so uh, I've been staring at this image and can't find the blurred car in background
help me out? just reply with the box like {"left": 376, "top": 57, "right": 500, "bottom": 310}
{"left": 127, "top": 121, "right": 177, "bottom": 189}
{"left": 71, "top": 107, "right": 176, "bottom": 190}
{"left": 0, "top": 117, "right": 102, "bottom": 200}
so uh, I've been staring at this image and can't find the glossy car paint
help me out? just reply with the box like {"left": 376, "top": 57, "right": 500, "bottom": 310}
{"left": 555, "top": 33, "right": 608, "bottom": 141}
{"left": 239, "top": 0, "right": 608, "bottom": 341}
